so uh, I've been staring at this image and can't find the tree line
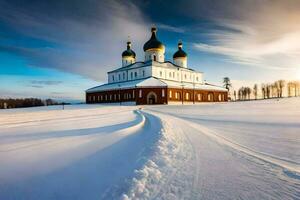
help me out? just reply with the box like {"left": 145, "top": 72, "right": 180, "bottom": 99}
{"left": 0, "top": 98, "right": 62, "bottom": 109}
{"left": 223, "top": 77, "right": 300, "bottom": 101}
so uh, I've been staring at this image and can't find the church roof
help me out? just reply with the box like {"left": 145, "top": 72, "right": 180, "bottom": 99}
{"left": 173, "top": 41, "right": 187, "bottom": 59}
{"left": 86, "top": 77, "right": 167, "bottom": 93}
{"left": 122, "top": 41, "right": 136, "bottom": 58}
{"left": 86, "top": 77, "right": 226, "bottom": 93}
{"left": 143, "top": 27, "right": 165, "bottom": 52}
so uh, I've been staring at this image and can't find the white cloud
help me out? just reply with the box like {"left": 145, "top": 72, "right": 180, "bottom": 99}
{"left": 0, "top": 0, "right": 150, "bottom": 81}
{"left": 192, "top": 1, "right": 300, "bottom": 76}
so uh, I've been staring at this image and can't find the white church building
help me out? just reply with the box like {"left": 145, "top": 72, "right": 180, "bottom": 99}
{"left": 86, "top": 27, "right": 228, "bottom": 105}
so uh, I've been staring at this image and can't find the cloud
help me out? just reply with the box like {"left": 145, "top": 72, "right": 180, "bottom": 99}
{"left": 0, "top": 0, "right": 150, "bottom": 81}
{"left": 188, "top": 0, "right": 300, "bottom": 72}
{"left": 157, "top": 24, "right": 185, "bottom": 33}
{"left": 30, "top": 80, "right": 63, "bottom": 85}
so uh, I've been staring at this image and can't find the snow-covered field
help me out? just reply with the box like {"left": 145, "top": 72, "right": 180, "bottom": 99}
{"left": 0, "top": 98, "right": 299, "bottom": 199}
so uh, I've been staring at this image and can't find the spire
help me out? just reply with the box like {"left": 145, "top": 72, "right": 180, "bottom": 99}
{"left": 178, "top": 40, "right": 183, "bottom": 49}
{"left": 151, "top": 25, "right": 157, "bottom": 34}
{"left": 127, "top": 36, "right": 131, "bottom": 50}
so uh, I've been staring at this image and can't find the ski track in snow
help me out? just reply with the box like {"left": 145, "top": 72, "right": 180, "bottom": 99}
{"left": 0, "top": 99, "right": 300, "bottom": 199}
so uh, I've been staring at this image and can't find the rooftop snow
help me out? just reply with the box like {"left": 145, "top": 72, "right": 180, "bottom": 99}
{"left": 86, "top": 77, "right": 226, "bottom": 93}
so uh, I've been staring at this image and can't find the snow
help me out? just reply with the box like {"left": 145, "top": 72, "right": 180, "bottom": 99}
{"left": 86, "top": 77, "right": 226, "bottom": 93}
{"left": 0, "top": 98, "right": 300, "bottom": 199}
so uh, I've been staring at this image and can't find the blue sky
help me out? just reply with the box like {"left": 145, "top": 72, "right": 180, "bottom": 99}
{"left": 1, "top": 0, "right": 300, "bottom": 102}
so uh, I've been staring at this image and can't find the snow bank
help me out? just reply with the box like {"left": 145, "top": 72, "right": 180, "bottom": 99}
{"left": 121, "top": 118, "right": 185, "bottom": 200}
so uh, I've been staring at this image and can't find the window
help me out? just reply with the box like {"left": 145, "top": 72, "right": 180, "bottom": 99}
{"left": 88, "top": 96, "right": 91, "bottom": 101}
{"left": 131, "top": 72, "right": 133, "bottom": 79}
{"left": 218, "top": 94, "right": 222, "bottom": 101}
{"left": 101, "top": 95, "right": 103, "bottom": 100}
{"left": 185, "top": 93, "right": 190, "bottom": 100}
{"left": 184, "top": 74, "right": 187, "bottom": 79}
{"left": 169, "top": 72, "right": 172, "bottom": 78}
{"left": 197, "top": 93, "right": 202, "bottom": 101}
{"left": 105, "top": 95, "right": 107, "bottom": 100}
{"left": 142, "top": 70, "right": 145, "bottom": 77}
{"left": 173, "top": 72, "right": 175, "bottom": 78}
{"left": 162, "top": 89, "right": 165, "bottom": 97}
{"left": 175, "top": 92, "right": 178, "bottom": 99}
{"left": 118, "top": 74, "right": 121, "bottom": 80}
{"left": 153, "top": 55, "right": 156, "bottom": 61}
{"left": 123, "top": 73, "right": 125, "bottom": 79}
{"left": 98, "top": 96, "right": 100, "bottom": 101}
{"left": 112, "top": 75, "right": 114, "bottom": 81}
{"left": 208, "top": 93, "right": 213, "bottom": 101}
{"left": 169, "top": 90, "right": 172, "bottom": 98}
{"left": 109, "top": 95, "right": 112, "bottom": 100}
{"left": 128, "top": 93, "right": 131, "bottom": 99}
{"left": 133, "top": 90, "right": 135, "bottom": 98}
{"left": 160, "top": 71, "right": 162, "bottom": 77}
{"left": 134, "top": 72, "right": 137, "bottom": 78}
{"left": 93, "top": 96, "right": 95, "bottom": 101}
{"left": 139, "top": 90, "right": 142, "bottom": 98}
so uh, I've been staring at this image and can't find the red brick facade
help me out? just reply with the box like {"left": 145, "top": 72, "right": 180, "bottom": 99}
{"left": 86, "top": 87, "right": 228, "bottom": 105}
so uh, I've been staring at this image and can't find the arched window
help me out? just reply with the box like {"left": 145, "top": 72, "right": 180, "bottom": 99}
{"left": 153, "top": 55, "right": 156, "bottom": 61}
{"left": 197, "top": 93, "right": 202, "bottom": 101}
{"left": 208, "top": 93, "right": 214, "bottom": 102}
{"left": 185, "top": 93, "right": 190, "bottom": 100}
{"left": 218, "top": 94, "right": 222, "bottom": 101}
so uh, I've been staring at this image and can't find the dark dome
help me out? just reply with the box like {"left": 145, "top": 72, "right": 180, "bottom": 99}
{"left": 143, "top": 27, "right": 165, "bottom": 51}
{"left": 173, "top": 41, "right": 187, "bottom": 58}
{"left": 122, "top": 41, "right": 136, "bottom": 58}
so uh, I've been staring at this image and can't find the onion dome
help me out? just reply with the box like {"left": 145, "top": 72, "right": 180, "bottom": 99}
{"left": 122, "top": 41, "right": 136, "bottom": 58}
{"left": 173, "top": 41, "right": 187, "bottom": 59}
{"left": 143, "top": 27, "right": 165, "bottom": 52}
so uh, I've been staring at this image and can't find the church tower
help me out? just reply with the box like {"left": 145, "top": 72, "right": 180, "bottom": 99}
{"left": 122, "top": 40, "right": 136, "bottom": 67}
{"left": 173, "top": 40, "right": 187, "bottom": 68}
{"left": 143, "top": 26, "right": 165, "bottom": 62}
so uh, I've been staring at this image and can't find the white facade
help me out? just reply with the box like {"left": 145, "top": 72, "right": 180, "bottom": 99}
{"left": 122, "top": 56, "right": 135, "bottom": 67}
{"left": 107, "top": 61, "right": 203, "bottom": 85}
{"left": 174, "top": 57, "right": 187, "bottom": 68}
{"left": 144, "top": 49, "right": 165, "bottom": 62}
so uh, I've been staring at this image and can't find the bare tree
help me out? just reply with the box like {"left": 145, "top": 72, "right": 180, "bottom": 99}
{"left": 253, "top": 84, "right": 258, "bottom": 100}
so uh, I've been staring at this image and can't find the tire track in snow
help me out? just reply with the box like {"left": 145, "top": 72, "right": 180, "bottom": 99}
{"left": 0, "top": 108, "right": 134, "bottom": 127}
{"left": 0, "top": 110, "right": 145, "bottom": 153}
{"left": 148, "top": 109, "right": 300, "bottom": 178}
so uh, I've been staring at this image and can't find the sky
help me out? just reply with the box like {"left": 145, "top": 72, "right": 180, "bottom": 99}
{"left": 0, "top": 0, "right": 300, "bottom": 102}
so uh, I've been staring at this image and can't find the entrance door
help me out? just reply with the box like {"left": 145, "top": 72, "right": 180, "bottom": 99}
{"left": 147, "top": 92, "right": 157, "bottom": 104}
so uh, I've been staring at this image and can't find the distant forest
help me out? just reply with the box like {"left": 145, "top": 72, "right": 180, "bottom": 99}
{"left": 0, "top": 98, "right": 66, "bottom": 109}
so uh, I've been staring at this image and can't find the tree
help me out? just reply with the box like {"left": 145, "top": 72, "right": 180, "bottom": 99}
{"left": 223, "top": 77, "right": 232, "bottom": 91}
{"left": 253, "top": 84, "right": 258, "bottom": 100}
{"left": 261, "top": 84, "right": 266, "bottom": 99}
{"left": 233, "top": 90, "right": 237, "bottom": 101}
{"left": 277, "top": 80, "right": 285, "bottom": 98}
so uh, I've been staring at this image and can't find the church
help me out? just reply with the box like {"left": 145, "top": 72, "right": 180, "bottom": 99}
{"left": 86, "top": 27, "right": 228, "bottom": 105}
